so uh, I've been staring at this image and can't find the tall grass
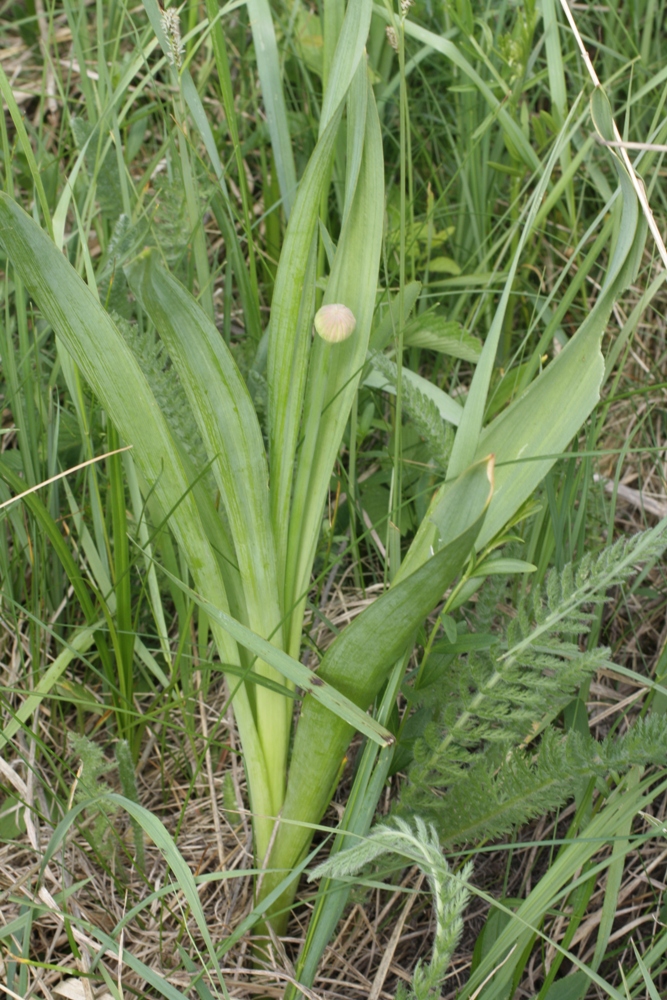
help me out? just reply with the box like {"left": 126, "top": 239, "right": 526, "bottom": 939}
{"left": 1, "top": 0, "right": 667, "bottom": 997}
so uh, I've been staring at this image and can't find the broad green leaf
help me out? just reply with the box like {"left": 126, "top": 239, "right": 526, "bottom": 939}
{"left": 0, "top": 193, "right": 277, "bottom": 859}
{"left": 341, "top": 49, "right": 368, "bottom": 227}
{"left": 470, "top": 557, "right": 536, "bottom": 578}
{"left": 0, "top": 197, "right": 234, "bottom": 655}
{"left": 321, "top": 464, "right": 492, "bottom": 700}
{"left": 322, "top": 0, "right": 345, "bottom": 88}
{"left": 473, "top": 92, "right": 646, "bottom": 548}
{"left": 319, "top": 0, "right": 372, "bottom": 134}
{"left": 0, "top": 794, "right": 25, "bottom": 840}
{"left": 470, "top": 903, "right": 514, "bottom": 974}
{"left": 139, "top": 0, "right": 169, "bottom": 51}
{"left": 448, "top": 101, "right": 578, "bottom": 480}
{"left": 267, "top": 97, "right": 347, "bottom": 584}
{"left": 541, "top": 973, "right": 592, "bottom": 1000}
{"left": 428, "top": 255, "right": 461, "bottom": 275}
{"left": 289, "top": 727, "right": 398, "bottom": 992}
{"left": 268, "top": 39, "right": 374, "bottom": 583}
{"left": 286, "top": 76, "right": 385, "bottom": 648}
{"left": 398, "top": 456, "right": 494, "bottom": 579}
{"left": 441, "top": 614, "right": 458, "bottom": 645}
{"left": 263, "top": 456, "right": 493, "bottom": 919}
{"left": 126, "top": 252, "right": 281, "bottom": 641}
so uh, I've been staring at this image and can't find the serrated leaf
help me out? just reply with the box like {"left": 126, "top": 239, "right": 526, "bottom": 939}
{"left": 365, "top": 365, "right": 464, "bottom": 427}
{"left": 404, "top": 316, "right": 482, "bottom": 362}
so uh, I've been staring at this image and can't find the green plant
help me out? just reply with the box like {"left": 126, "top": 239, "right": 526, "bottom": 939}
{"left": 400, "top": 528, "right": 667, "bottom": 843}
{"left": 1, "top": 0, "right": 666, "bottom": 996}
{"left": 67, "top": 732, "right": 145, "bottom": 869}
{"left": 67, "top": 730, "right": 119, "bottom": 860}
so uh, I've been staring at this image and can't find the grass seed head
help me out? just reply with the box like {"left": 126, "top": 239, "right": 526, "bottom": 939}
{"left": 161, "top": 7, "right": 184, "bottom": 68}
{"left": 314, "top": 303, "right": 357, "bottom": 344}
{"left": 386, "top": 25, "right": 399, "bottom": 50}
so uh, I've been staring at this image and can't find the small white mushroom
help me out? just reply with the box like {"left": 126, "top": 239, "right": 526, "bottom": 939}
{"left": 314, "top": 303, "right": 356, "bottom": 344}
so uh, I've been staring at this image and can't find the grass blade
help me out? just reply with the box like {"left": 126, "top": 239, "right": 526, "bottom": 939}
{"left": 0, "top": 624, "right": 100, "bottom": 751}
{"left": 0, "top": 62, "right": 52, "bottom": 236}
{"left": 247, "top": 0, "right": 297, "bottom": 216}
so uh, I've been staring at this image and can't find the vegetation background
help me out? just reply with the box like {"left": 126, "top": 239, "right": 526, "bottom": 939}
{"left": 2, "top": 1, "right": 667, "bottom": 999}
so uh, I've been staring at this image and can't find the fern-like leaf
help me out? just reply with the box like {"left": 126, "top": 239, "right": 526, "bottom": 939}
{"left": 115, "top": 739, "right": 145, "bottom": 871}
{"left": 399, "top": 524, "right": 667, "bottom": 843}
{"left": 412, "top": 721, "right": 667, "bottom": 844}
{"left": 68, "top": 731, "right": 117, "bottom": 859}
{"left": 114, "top": 315, "right": 211, "bottom": 483}
{"left": 371, "top": 352, "right": 453, "bottom": 471}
